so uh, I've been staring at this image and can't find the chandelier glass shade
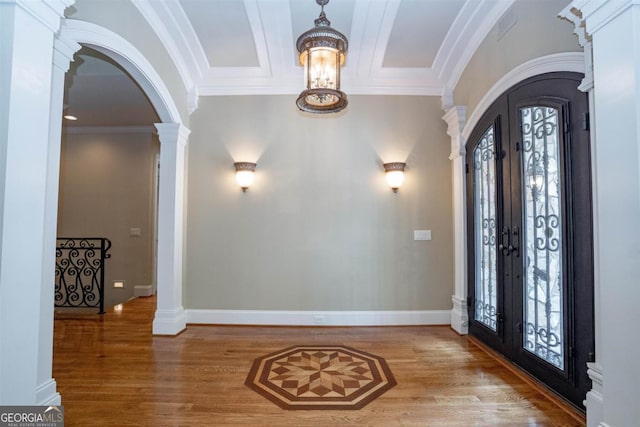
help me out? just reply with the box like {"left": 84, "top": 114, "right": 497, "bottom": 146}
{"left": 296, "top": 0, "right": 348, "bottom": 113}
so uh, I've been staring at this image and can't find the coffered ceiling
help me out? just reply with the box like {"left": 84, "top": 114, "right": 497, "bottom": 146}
{"left": 131, "top": 0, "right": 516, "bottom": 97}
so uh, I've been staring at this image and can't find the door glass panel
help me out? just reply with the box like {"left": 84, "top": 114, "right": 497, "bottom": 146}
{"left": 520, "top": 106, "right": 564, "bottom": 370}
{"left": 473, "top": 126, "right": 498, "bottom": 331}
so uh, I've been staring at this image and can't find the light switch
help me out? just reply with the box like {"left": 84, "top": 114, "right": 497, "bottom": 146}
{"left": 129, "top": 227, "right": 141, "bottom": 237}
{"left": 414, "top": 230, "right": 432, "bottom": 241}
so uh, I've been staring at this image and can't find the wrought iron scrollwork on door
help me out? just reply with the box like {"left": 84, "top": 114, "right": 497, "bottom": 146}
{"left": 520, "top": 106, "right": 564, "bottom": 370}
{"left": 473, "top": 125, "right": 498, "bottom": 331}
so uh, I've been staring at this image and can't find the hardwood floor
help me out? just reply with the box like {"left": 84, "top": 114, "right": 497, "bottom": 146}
{"left": 53, "top": 297, "right": 585, "bottom": 426}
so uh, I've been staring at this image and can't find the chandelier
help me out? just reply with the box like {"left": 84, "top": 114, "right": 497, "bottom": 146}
{"left": 296, "top": 0, "right": 348, "bottom": 113}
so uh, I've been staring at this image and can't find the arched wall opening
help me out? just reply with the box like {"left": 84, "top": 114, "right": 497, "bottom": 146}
{"left": 59, "top": 46, "right": 161, "bottom": 309}
{"left": 58, "top": 20, "right": 189, "bottom": 335}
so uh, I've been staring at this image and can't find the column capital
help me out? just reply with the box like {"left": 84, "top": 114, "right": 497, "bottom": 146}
{"left": 187, "top": 86, "right": 199, "bottom": 115}
{"left": 13, "top": 0, "right": 73, "bottom": 33}
{"left": 154, "top": 123, "right": 190, "bottom": 147}
{"left": 560, "top": 3, "right": 595, "bottom": 92}
{"left": 441, "top": 87, "right": 454, "bottom": 112}
{"left": 560, "top": 4, "right": 592, "bottom": 47}
{"left": 570, "top": 0, "right": 640, "bottom": 36}
{"left": 443, "top": 106, "right": 467, "bottom": 160}
{"left": 53, "top": 33, "right": 80, "bottom": 73}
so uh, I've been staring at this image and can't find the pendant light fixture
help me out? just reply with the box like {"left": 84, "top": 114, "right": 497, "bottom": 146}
{"left": 296, "top": 0, "right": 348, "bottom": 114}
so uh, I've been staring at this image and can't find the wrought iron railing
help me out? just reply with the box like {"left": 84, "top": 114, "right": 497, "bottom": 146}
{"left": 55, "top": 237, "right": 112, "bottom": 314}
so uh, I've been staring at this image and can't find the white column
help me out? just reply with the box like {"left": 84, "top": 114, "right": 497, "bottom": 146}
{"left": 559, "top": 6, "right": 604, "bottom": 425}
{"left": 0, "top": 0, "right": 73, "bottom": 404}
{"left": 153, "top": 123, "right": 190, "bottom": 335}
{"left": 443, "top": 106, "right": 468, "bottom": 334}
{"left": 577, "top": 42, "right": 606, "bottom": 427}
{"left": 570, "top": 1, "right": 640, "bottom": 425}
{"left": 37, "top": 33, "right": 80, "bottom": 405}
{"left": 578, "top": 41, "right": 606, "bottom": 427}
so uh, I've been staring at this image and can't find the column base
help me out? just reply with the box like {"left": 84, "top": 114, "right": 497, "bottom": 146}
{"left": 152, "top": 307, "right": 187, "bottom": 335}
{"left": 450, "top": 295, "right": 469, "bottom": 335}
{"left": 586, "top": 362, "right": 604, "bottom": 427}
{"left": 36, "top": 379, "right": 60, "bottom": 405}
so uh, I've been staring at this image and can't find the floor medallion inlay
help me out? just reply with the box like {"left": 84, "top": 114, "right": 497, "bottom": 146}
{"left": 245, "top": 345, "right": 396, "bottom": 410}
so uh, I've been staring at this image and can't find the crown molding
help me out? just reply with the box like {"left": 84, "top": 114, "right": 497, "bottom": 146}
{"left": 63, "top": 125, "right": 155, "bottom": 134}
{"left": 11, "top": 0, "right": 72, "bottom": 32}
{"left": 436, "top": 0, "right": 517, "bottom": 90}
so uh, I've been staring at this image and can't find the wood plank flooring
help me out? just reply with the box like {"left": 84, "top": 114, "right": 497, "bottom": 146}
{"left": 53, "top": 297, "right": 585, "bottom": 426}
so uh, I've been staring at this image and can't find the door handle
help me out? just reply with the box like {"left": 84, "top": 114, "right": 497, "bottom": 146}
{"left": 510, "top": 226, "right": 520, "bottom": 257}
{"left": 499, "top": 226, "right": 511, "bottom": 255}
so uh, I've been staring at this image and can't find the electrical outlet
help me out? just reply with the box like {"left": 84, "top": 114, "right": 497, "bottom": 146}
{"left": 313, "top": 315, "right": 327, "bottom": 325}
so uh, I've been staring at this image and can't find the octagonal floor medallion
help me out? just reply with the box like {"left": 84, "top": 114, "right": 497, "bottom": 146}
{"left": 245, "top": 345, "right": 396, "bottom": 410}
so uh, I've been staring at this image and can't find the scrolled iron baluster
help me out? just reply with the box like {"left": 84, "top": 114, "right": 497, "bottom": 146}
{"left": 54, "top": 237, "right": 111, "bottom": 314}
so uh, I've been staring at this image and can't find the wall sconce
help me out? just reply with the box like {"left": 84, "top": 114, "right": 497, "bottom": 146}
{"left": 383, "top": 162, "right": 406, "bottom": 193}
{"left": 234, "top": 162, "right": 256, "bottom": 192}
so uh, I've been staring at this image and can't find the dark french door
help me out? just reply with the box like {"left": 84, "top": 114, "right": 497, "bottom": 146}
{"left": 466, "top": 73, "right": 594, "bottom": 408}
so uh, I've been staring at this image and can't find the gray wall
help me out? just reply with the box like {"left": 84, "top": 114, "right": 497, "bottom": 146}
{"left": 185, "top": 95, "right": 453, "bottom": 311}
{"left": 454, "top": 0, "right": 580, "bottom": 118}
{"left": 57, "top": 130, "right": 159, "bottom": 308}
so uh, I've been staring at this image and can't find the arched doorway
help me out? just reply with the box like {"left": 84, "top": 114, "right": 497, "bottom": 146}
{"left": 59, "top": 20, "right": 189, "bottom": 335}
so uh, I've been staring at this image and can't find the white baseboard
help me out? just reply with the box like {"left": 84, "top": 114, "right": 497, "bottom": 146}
{"left": 134, "top": 284, "right": 154, "bottom": 297}
{"left": 185, "top": 309, "right": 451, "bottom": 326}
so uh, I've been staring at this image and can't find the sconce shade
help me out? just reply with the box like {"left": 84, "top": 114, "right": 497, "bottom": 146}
{"left": 296, "top": 0, "right": 348, "bottom": 114}
{"left": 234, "top": 162, "right": 256, "bottom": 192}
{"left": 384, "top": 162, "right": 406, "bottom": 193}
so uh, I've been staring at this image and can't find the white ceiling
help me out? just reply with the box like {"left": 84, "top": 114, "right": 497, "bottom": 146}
{"left": 64, "top": 0, "right": 517, "bottom": 126}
